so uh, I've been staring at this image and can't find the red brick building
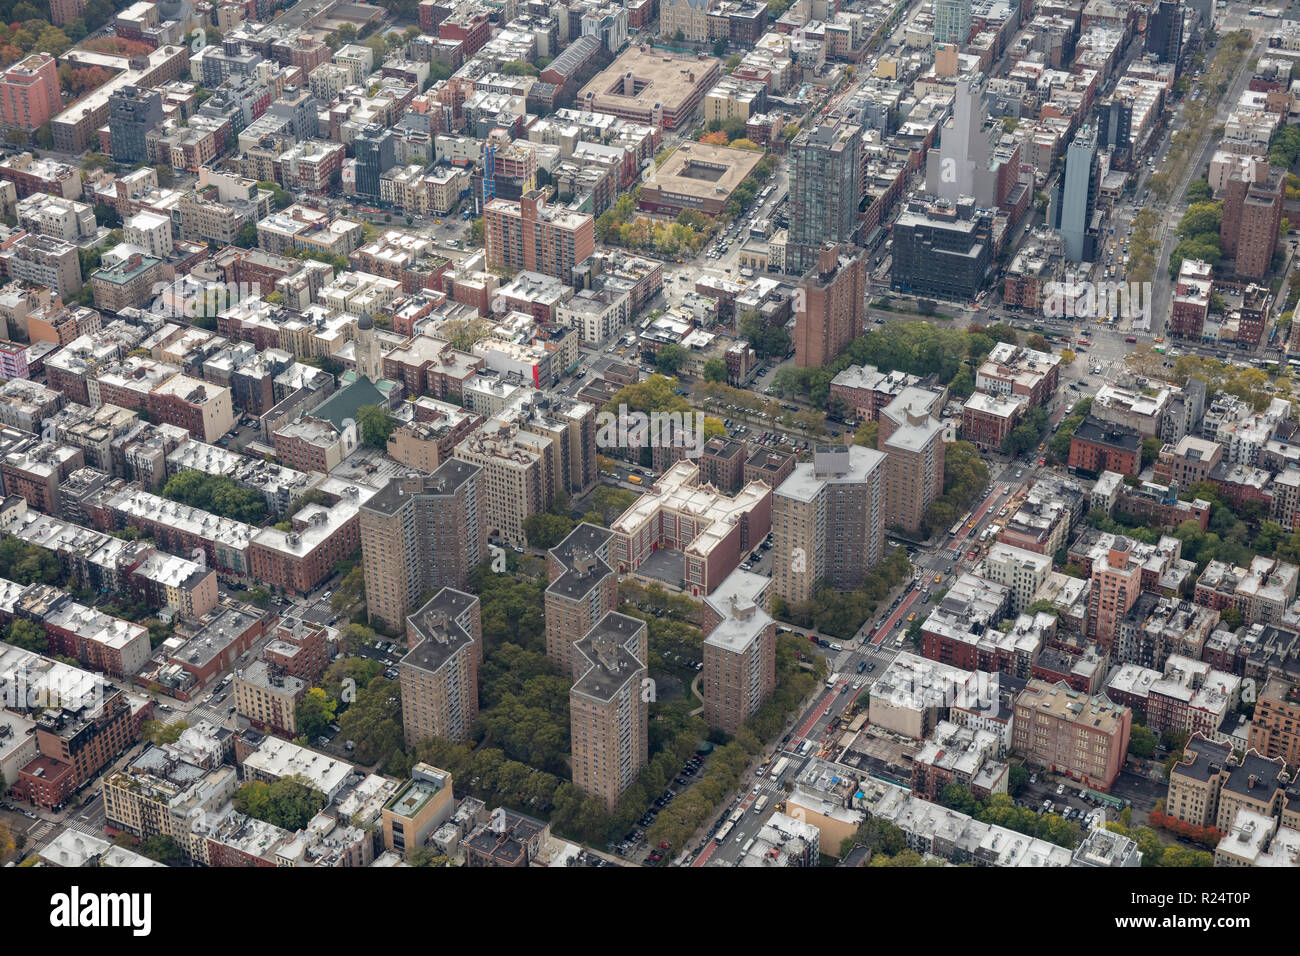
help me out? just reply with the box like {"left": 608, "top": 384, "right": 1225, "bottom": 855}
{"left": 961, "top": 392, "right": 1024, "bottom": 452}
{"left": 249, "top": 505, "right": 362, "bottom": 595}
{"left": 14, "top": 689, "right": 137, "bottom": 811}
{"left": 264, "top": 617, "right": 330, "bottom": 685}
{"left": 1068, "top": 417, "right": 1141, "bottom": 477}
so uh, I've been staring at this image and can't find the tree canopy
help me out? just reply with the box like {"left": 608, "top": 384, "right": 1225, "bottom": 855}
{"left": 234, "top": 775, "right": 327, "bottom": 831}
{"left": 161, "top": 470, "right": 267, "bottom": 524}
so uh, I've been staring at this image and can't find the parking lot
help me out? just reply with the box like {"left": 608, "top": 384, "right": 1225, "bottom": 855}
{"left": 611, "top": 750, "right": 708, "bottom": 865}
{"left": 1015, "top": 772, "right": 1126, "bottom": 829}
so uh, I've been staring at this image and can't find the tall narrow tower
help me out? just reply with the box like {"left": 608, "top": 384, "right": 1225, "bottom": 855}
{"left": 356, "top": 312, "right": 382, "bottom": 382}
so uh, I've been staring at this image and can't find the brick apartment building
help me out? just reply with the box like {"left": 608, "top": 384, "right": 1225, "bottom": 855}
{"left": 545, "top": 523, "right": 617, "bottom": 678}
{"left": 1012, "top": 679, "right": 1131, "bottom": 791}
{"left": 398, "top": 588, "right": 481, "bottom": 747}
{"left": 1068, "top": 417, "right": 1141, "bottom": 477}
{"left": 569, "top": 612, "right": 648, "bottom": 811}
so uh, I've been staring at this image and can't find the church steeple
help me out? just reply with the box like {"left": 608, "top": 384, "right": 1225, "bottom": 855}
{"left": 356, "top": 312, "right": 381, "bottom": 382}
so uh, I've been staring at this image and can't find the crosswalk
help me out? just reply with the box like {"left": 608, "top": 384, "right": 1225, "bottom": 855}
{"left": 60, "top": 818, "right": 104, "bottom": 841}
{"left": 27, "top": 820, "right": 54, "bottom": 843}
{"left": 169, "top": 706, "right": 228, "bottom": 727}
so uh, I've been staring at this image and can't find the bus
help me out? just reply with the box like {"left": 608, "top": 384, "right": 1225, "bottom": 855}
{"left": 770, "top": 756, "right": 791, "bottom": 780}
{"left": 715, "top": 820, "right": 735, "bottom": 843}
{"left": 949, "top": 517, "right": 965, "bottom": 537}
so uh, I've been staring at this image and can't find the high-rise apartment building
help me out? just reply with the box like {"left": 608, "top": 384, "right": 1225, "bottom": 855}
{"left": 398, "top": 588, "right": 481, "bottom": 747}
{"left": 891, "top": 196, "right": 994, "bottom": 300}
{"left": 794, "top": 242, "right": 866, "bottom": 368}
{"left": 453, "top": 420, "right": 551, "bottom": 548}
{"left": 787, "top": 119, "right": 862, "bottom": 275}
{"left": 933, "top": 0, "right": 972, "bottom": 45}
{"left": 569, "top": 611, "right": 648, "bottom": 811}
{"left": 108, "top": 86, "right": 163, "bottom": 165}
{"left": 545, "top": 522, "right": 617, "bottom": 678}
{"left": 50, "top": 0, "right": 87, "bottom": 26}
{"left": 1052, "top": 125, "right": 1099, "bottom": 263}
{"left": 773, "top": 445, "right": 886, "bottom": 604}
{"left": 353, "top": 124, "right": 395, "bottom": 203}
{"left": 359, "top": 461, "right": 486, "bottom": 630}
{"left": 1147, "top": 0, "right": 1184, "bottom": 67}
{"left": 701, "top": 571, "right": 777, "bottom": 734}
{"left": 880, "top": 391, "right": 946, "bottom": 534}
{"left": 0, "top": 234, "right": 81, "bottom": 298}
{"left": 484, "top": 190, "right": 595, "bottom": 283}
{"left": 1221, "top": 165, "right": 1284, "bottom": 280}
{"left": 1088, "top": 537, "right": 1142, "bottom": 655}
{"left": 0, "top": 53, "right": 60, "bottom": 130}
{"left": 924, "top": 72, "right": 999, "bottom": 207}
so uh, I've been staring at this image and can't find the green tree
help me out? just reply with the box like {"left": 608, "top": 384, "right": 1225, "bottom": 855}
{"left": 234, "top": 221, "right": 258, "bottom": 248}
{"left": 141, "top": 719, "right": 188, "bottom": 746}
{"left": 1141, "top": 436, "right": 1163, "bottom": 469}
{"left": 591, "top": 487, "right": 638, "bottom": 525}
{"left": 1129, "top": 723, "right": 1158, "bottom": 758}
{"left": 655, "top": 343, "right": 689, "bottom": 376}
{"left": 336, "top": 676, "right": 405, "bottom": 772}
{"left": 1186, "top": 179, "right": 1213, "bottom": 202}
{"left": 4, "top": 617, "right": 46, "bottom": 653}
{"left": 296, "top": 687, "right": 337, "bottom": 741}
{"left": 234, "top": 775, "right": 327, "bottom": 830}
{"left": 161, "top": 471, "right": 267, "bottom": 524}
{"left": 357, "top": 404, "right": 397, "bottom": 449}
{"left": 137, "top": 834, "right": 186, "bottom": 864}
{"left": 522, "top": 512, "right": 575, "bottom": 549}
{"left": 702, "top": 356, "right": 727, "bottom": 383}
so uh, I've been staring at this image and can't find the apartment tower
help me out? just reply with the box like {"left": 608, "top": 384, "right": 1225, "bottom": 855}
{"left": 570, "top": 611, "right": 649, "bottom": 811}
{"left": 398, "top": 588, "right": 482, "bottom": 747}
{"left": 359, "top": 461, "right": 486, "bottom": 630}
{"left": 794, "top": 241, "right": 867, "bottom": 368}
{"left": 772, "top": 445, "right": 887, "bottom": 604}
{"left": 787, "top": 119, "right": 862, "bottom": 275}
{"left": 484, "top": 189, "right": 595, "bottom": 283}
{"left": 545, "top": 522, "right": 618, "bottom": 678}
{"left": 701, "top": 572, "right": 777, "bottom": 734}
